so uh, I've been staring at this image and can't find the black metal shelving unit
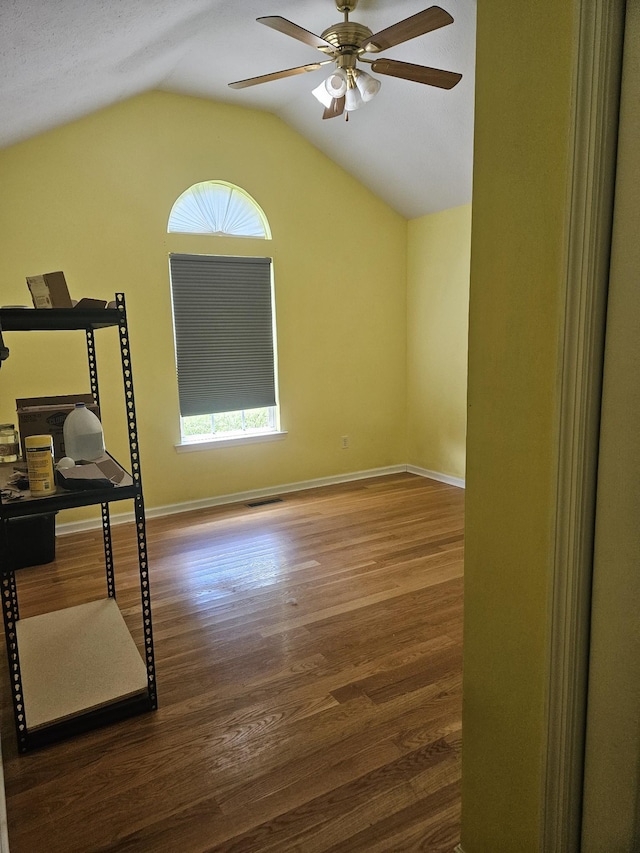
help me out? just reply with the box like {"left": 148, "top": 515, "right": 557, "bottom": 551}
{"left": 0, "top": 293, "right": 157, "bottom": 752}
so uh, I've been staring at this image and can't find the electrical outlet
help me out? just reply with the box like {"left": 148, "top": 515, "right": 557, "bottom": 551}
{"left": 341, "top": 435, "right": 349, "bottom": 449}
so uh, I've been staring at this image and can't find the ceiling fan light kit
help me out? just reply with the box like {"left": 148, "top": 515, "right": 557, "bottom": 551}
{"left": 228, "top": 1, "right": 461, "bottom": 121}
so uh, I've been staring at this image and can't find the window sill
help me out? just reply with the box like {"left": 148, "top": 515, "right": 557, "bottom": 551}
{"left": 175, "top": 430, "right": 288, "bottom": 453}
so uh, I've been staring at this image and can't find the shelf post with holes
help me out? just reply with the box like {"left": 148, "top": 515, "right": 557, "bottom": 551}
{"left": 115, "top": 292, "right": 157, "bottom": 710}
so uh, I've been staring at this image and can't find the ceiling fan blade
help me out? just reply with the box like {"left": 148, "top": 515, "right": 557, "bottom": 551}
{"left": 323, "top": 97, "right": 345, "bottom": 120}
{"left": 371, "top": 58, "right": 462, "bottom": 89}
{"left": 258, "top": 16, "right": 335, "bottom": 53}
{"left": 228, "top": 62, "right": 330, "bottom": 89}
{"left": 361, "top": 6, "right": 453, "bottom": 53}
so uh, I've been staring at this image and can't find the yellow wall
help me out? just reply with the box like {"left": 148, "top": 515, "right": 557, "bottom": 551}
{"left": 582, "top": 1, "right": 640, "bottom": 846}
{"left": 461, "top": 1, "right": 578, "bottom": 849}
{"left": 0, "top": 91, "right": 407, "bottom": 520}
{"left": 407, "top": 204, "right": 471, "bottom": 479}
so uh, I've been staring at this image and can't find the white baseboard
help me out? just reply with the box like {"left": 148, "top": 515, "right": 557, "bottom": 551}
{"left": 56, "top": 463, "right": 462, "bottom": 536}
{"left": 56, "top": 464, "right": 407, "bottom": 535}
{"left": 406, "top": 464, "right": 465, "bottom": 489}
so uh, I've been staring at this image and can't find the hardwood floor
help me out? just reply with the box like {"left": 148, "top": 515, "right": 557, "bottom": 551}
{"left": 0, "top": 473, "right": 464, "bottom": 852}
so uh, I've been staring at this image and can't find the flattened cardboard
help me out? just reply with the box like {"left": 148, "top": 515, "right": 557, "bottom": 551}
{"left": 57, "top": 456, "right": 131, "bottom": 488}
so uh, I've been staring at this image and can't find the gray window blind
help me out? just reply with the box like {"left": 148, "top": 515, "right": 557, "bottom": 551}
{"left": 169, "top": 254, "right": 276, "bottom": 417}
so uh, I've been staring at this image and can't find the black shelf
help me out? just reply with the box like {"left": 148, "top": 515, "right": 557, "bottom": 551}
{"left": 0, "top": 292, "right": 157, "bottom": 752}
{"left": 0, "top": 460, "right": 139, "bottom": 519}
{"left": 0, "top": 306, "right": 121, "bottom": 332}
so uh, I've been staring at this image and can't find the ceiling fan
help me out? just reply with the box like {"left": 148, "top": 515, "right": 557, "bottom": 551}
{"left": 228, "top": 1, "right": 462, "bottom": 120}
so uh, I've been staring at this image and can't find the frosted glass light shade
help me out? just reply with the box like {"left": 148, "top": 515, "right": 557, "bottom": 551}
{"left": 345, "top": 85, "right": 362, "bottom": 112}
{"left": 168, "top": 181, "right": 271, "bottom": 238}
{"left": 354, "top": 69, "right": 381, "bottom": 102}
{"left": 312, "top": 81, "right": 334, "bottom": 108}
{"left": 325, "top": 69, "right": 348, "bottom": 98}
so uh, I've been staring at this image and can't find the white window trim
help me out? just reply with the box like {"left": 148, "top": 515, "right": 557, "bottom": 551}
{"left": 175, "top": 429, "right": 287, "bottom": 452}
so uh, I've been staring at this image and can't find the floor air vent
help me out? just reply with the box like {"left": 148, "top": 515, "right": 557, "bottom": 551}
{"left": 246, "top": 497, "right": 283, "bottom": 508}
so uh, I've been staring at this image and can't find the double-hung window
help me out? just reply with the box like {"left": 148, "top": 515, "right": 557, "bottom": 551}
{"left": 169, "top": 253, "right": 278, "bottom": 443}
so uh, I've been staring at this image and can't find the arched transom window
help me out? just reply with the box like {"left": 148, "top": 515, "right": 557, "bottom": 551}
{"left": 167, "top": 180, "right": 271, "bottom": 238}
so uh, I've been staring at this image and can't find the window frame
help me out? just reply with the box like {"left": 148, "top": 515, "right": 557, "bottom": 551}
{"left": 168, "top": 181, "right": 282, "bottom": 450}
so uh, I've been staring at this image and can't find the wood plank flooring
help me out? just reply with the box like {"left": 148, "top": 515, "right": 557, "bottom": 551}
{"left": 0, "top": 473, "right": 464, "bottom": 852}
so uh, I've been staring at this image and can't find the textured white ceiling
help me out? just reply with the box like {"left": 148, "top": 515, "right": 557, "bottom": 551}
{"left": 0, "top": 0, "right": 476, "bottom": 218}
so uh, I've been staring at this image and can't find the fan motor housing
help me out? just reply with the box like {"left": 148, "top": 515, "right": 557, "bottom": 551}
{"left": 320, "top": 21, "right": 372, "bottom": 53}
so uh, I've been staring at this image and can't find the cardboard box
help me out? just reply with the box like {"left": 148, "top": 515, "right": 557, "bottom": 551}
{"left": 17, "top": 394, "right": 100, "bottom": 460}
{"left": 26, "top": 271, "right": 73, "bottom": 309}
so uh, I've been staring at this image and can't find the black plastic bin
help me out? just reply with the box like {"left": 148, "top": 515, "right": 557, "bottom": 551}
{"left": 7, "top": 512, "right": 57, "bottom": 569}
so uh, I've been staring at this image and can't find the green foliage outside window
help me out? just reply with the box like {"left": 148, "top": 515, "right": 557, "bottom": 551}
{"left": 181, "top": 407, "right": 273, "bottom": 440}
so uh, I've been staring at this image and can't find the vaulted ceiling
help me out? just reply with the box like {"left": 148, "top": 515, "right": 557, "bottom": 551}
{"left": 0, "top": 0, "right": 476, "bottom": 219}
